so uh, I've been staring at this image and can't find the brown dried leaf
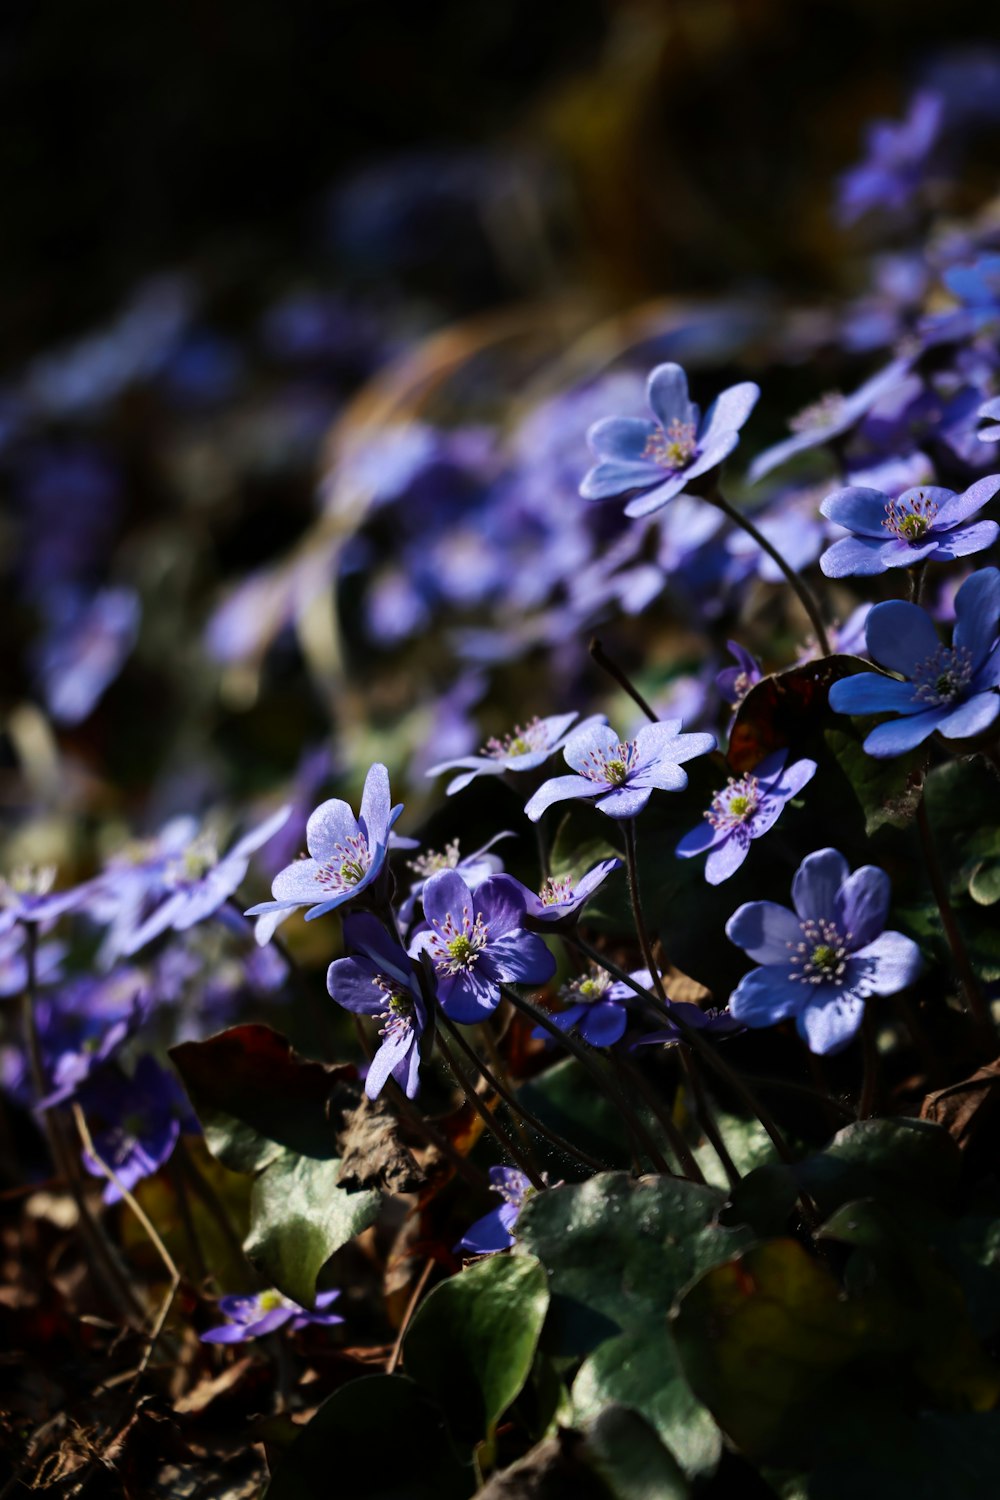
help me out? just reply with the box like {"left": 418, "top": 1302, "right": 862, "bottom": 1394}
{"left": 335, "top": 1092, "right": 424, "bottom": 1195}
{"left": 920, "top": 1059, "right": 1000, "bottom": 1151}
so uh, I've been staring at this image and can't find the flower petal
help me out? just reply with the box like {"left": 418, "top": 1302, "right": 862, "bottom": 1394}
{"left": 953, "top": 567, "right": 1000, "bottom": 673}
{"left": 850, "top": 931, "right": 923, "bottom": 995}
{"left": 581, "top": 458, "right": 662, "bottom": 502}
{"left": 306, "top": 799, "right": 361, "bottom": 862}
{"left": 828, "top": 672, "right": 918, "bottom": 715}
{"left": 932, "top": 474, "right": 1000, "bottom": 527}
{"left": 563, "top": 722, "right": 621, "bottom": 772}
{"left": 646, "top": 363, "right": 694, "bottom": 430}
{"left": 478, "top": 875, "right": 528, "bottom": 937}
{"left": 698, "top": 382, "right": 760, "bottom": 447}
{"left": 524, "top": 775, "right": 597, "bottom": 823}
{"left": 579, "top": 1002, "right": 628, "bottom": 1046}
{"left": 726, "top": 900, "right": 801, "bottom": 963}
{"left": 359, "top": 764, "right": 392, "bottom": 844}
{"left": 729, "top": 965, "right": 803, "bottom": 1026}
{"left": 596, "top": 786, "right": 655, "bottom": 818}
{"left": 705, "top": 834, "right": 751, "bottom": 884}
{"left": 797, "top": 990, "right": 865, "bottom": 1054}
{"left": 930, "top": 520, "right": 999, "bottom": 561}
{"left": 365, "top": 1027, "right": 414, "bottom": 1099}
{"left": 792, "top": 848, "right": 850, "bottom": 922}
{"left": 820, "top": 535, "right": 889, "bottom": 578}
{"left": 586, "top": 416, "right": 658, "bottom": 463}
{"left": 623, "top": 472, "right": 690, "bottom": 518}
{"left": 420, "top": 868, "right": 473, "bottom": 928}
{"left": 835, "top": 866, "right": 890, "bottom": 949}
{"left": 326, "top": 956, "right": 384, "bottom": 1015}
{"left": 865, "top": 600, "right": 941, "bottom": 676}
{"left": 676, "top": 820, "right": 722, "bottom": 858}
{"left": 936, "top": 692, "right": 1000, "bottom": 742}
{"left": 862, "top": 706, "right": 950, "bottom": 756}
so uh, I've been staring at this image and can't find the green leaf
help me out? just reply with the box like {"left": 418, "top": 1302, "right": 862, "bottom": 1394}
{"left": 672, "top": 1237, "right": 888, "bottom": 1465}
{"left": 824, "top": 727, "right": 924, "bottom": 834}
{"left": 969, "top": 857, "right": 1000, "bottom": 906}
{"left": 582, "top": 1403, "right": 690, "bottom": 1499}
{"left": 403, "top": 1252, "right": 550, "bottom": 1447}
{"left": 573, "top": 1332, "right": 721, "bottom": 1477}
{"left": 692, "top": 1103, "right": 778, "bottom": 1190}
{"left": 170, "top": 1024, "right": 351, "bottom": 1172}
{"left": 795, "top": 1116, "right": 961, "bottom": 1216}
{"left": 245, "top": 1148, "right": 380, "bottom": 1308}
{"left": 515, "top": 1172, "right": 752, "bottom": 1357}
{"left": 517, "top": 1057, "right": 631, "bottom": 1172}
{"left": 263, "top": 1374, "right": 471, "bottom": 1500}
{"left": 515, "top": 1172, "right": 753, "bottom": 1477}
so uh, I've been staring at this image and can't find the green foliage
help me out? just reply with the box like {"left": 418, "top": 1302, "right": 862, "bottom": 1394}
{"left": 824, "top": 727, "right": 924, "bottom": 834}
{"left": 171, "top": 1024, "right": 379, "bottom": 1305}
{"left": 403, "top": 1253, "right": 550, "bottom": 1449}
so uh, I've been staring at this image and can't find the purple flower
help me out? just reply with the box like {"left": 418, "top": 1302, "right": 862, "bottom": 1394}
{"left": 327, "top": 914, "right": 427, "bottom": 1100}
{"left": 828, "top": 567, "right": 1000, "bottom": 756}
{"left": 836, "top": 91, "right": 943, "bottom": 226}
{"left": 632, "top": 999, "right": 745, "bottom": 1048}
{"left": 458, "top": 1167, "right": 534, "bottom": 1255}
{"left": 524, "top": 720, "right": 716, "bottom": 823}
{"left": 515, "top": 858, "right": 622, "bottom": 928}
{"left": 398, "top": 832, "right": 511, "bottom": 928}
{"left": 819, "top": 475, "right": 1000, "bottom": 577}
{"left": 247, "top": 764, "right": 401, "bottom": 926}
{"left": 676, "top": 751, "right": 817, "bottom": 885}
{"left": 43, "top": 975, "right": 151, "bottom": 1107}
{"left": 979, "top": 396, "right": 1000, "bottom": 442}
{"left": 748, "top": 356, "right": 912, "bottom": 484}
{"left": 716, "top": 640, "right": 762, "bottom": 710}
{"left": 726, "top": 848, "right": 923, "bottom": 1054}
{"left": 532, "top": 965, "right": 630, "bottom": 1047}
{"left": 426, "top": 712, "right": 604, "bottom": 796}
{"left": 409, "top": 871, "right": 555, "bottom": 1024}
{"left": 0, "top": 927, "right": 64, "bottom": 997}
{"left": 202, "top": 1288, "right": 343, "bottom": 1343}
{"left": 0, "top": 867, "right": 94, "bottom": 938}
{"left": 581, "top": 363, "right": 759, "bottom": 519}
{"left": 33, "top": 586, "right": 140, "bottom": 725}
{"left": 80, "top": 1056, "right": 188, "bottom": 1203}
{"left": 123, "top": 806, "right": 291, "bottom": 953}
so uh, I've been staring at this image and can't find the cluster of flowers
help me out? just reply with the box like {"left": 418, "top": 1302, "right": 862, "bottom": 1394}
{"left": 5, "top": 69, "right": 1000, "bottom": 1348}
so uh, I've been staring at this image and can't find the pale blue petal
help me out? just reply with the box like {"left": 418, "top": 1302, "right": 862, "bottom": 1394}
{"left": 726, "top": 901, "right": 801, "bottom": 964}
{"left": 729, "top": 965, "right": 803, "bottom": 1026}
{"left": 792, "top": 848, "right": 850, "bottom": 922}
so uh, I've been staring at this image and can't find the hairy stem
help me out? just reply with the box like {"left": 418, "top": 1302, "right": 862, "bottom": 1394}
{"left": 708, "top": 488, "right": 831, "bottom": 655}
{"left": 435, "top": 1027, "right": 546, "bottom": 1190}
{"left": 915, "top": 795, "right": 993, "bottom": 1034}
{"left": 623, "top": 819, "right": 665, "bottom": 999}
{"left": 589, "top": 637, "right": 658, "bottom": 724}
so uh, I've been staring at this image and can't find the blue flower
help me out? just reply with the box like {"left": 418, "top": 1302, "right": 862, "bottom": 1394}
{"left": 836, "top": 91, "right": 943, "bottom": 226}
{"left": 426, "top": 711, "right": 604, "bottom": 796}
{"left": 532, "top": 964, "right": 630, "bottom": 1047}
{"left": 748, "top": 356, "right": 911, "bottom": 484}
{"left": 80, "top": 1056, "right": 191, "bottom": 1204}
{"left": 716, "top": 640, "right": 762, "bottom": 711}
{"left": 581, "top": 363, "right": 759, "bottom": 519}
{"left": 458, "top": 1167, "right": 534, "bottom": 1255}
{"left": 515, "top": 858, "right": 622, "bottom": 929}
{"left": 247, "top": 764, "right": 401, "bottom": 926}
{"left": 819, "top": 476, "right": 1000, "bottom": 577}
{"left": 828, "top": 567, "right": 1000, "bottom": 756}
{"left": 409, "top": 871, "right": 555, "bottom": 1024}
{"left": 124, "top": 805, "right": 291, "bottom": 953}
{"left": 979, "top": 396, "right": 1000, "bottom": 442}
{"left": 327, "top": 914, "right": 427, "bottom": 1100}
{"left": 676, "top": 751, "right": 817, "bottom": 885}
{"left": 202, "top": 1288, "right": 343, "bottom": 1343}
{"left": 524, "top": 720, "right": 715, "bottom": 823}
{"left": 726, "top": 848, "right": 923, "bottom": 1054}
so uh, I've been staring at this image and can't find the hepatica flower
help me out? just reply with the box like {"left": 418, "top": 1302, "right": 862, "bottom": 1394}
{"left": 819, "top": 476, "right": 1000, "bottom": 577}
{"left": 202, "top": 1288, "right": 343, "bottom": 1343}
{"left": 828, "top": 567, "right": 1000, "bottom": 756}
{"left": 80, "top": 1056, "right": 189, "bottom": 1203}
{"left": 124, "top": 805, "right": 291, "bottom": 953}
{"left": 676, "top": 751, "right": 817, "bottom": 884}
{"left": 426, "top": 711, "right": 603, "bottom": 795}
{"left": 979, "top": 396, "right": 1000, "bottom": 442}
{"left": 327, "top": 914, "right": 426, "bottom": 1099}
{"left": 458, "top": 1167, "right": 535, "bottom": 1255}
{"left": 726, "top": 848, "right": 922, "bottom": 1054}
{"left": 516, "top": 857, "right": 622, "bottom": 928}
{"left": 247, "top": 764, "right": 401, "bottom": 925}
{"left": 533, "top": 964, "right": 630, "bottom": 1047}
{"left": 581, "top": 362, "right": 759, "bottom": 519}
{"left": 409, "top": 871, "right": 555, "bottom": 1023}
{"left": 716, "top": 640, "right": 762, "bottom": 712}
{"left": 524, "top": 720, "right": 716, "bottom": 822}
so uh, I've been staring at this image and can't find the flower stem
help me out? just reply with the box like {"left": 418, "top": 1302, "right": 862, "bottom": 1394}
{"left": 914, "top": 795, "right": 994, "bottom": 1035}
{"left": 623, "top": 819, "right": 665, "bottom": 1000}
{"left": 678, "top": 1049, "right": 741, "bottom": 1188}
{"left": 435, "top": 1027, "right": 546, "bottom": 1190}
{"left": 858, "top": 1013, "right": 879, "bottom": 1120}
{"left": 615, "top": 1054, "right": 701, "bottom": 1181}
{"left": 708, "top": 487, "right": 832, "bottom": 655}
{"left": 473, "top": 1020, "right": 607, "bottom": 1173}
{"left": 589, "top": 637, "right": 658, "bottom": 724}
{"left": 499, "top": 983, "right": 671, "bottom": 1175}
{"left": 19, "top": 924, "right": 147, "bottom": 1326}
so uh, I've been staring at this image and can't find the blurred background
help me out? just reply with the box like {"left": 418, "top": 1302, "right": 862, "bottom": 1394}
{"left": 2, "top": 0, "right": 999, "bottom": 850}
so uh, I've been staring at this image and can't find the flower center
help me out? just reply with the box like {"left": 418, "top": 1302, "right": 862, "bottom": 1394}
{"left": 539, "top": 875, "right": 574, "bottom": 906}
{"left": 168, "top": 835, "right": 218, "bottom": 886}
{"left": 257, "top": 1290, "right": 289, "bottom": 1313}
{"left": 429, "top": 904, "right": 489, "bottom": 975}
{"left": 560, "top": 967, "right": 611, "bottom": 1005}
{"left": 484, "top": 718, "right": 544, "bottom": 762}
{"left": 911, "top": 644, "right": 974, "bottom": 707}
{"left": 882, "top": 490, "right": 938, "bottom": 544}
{"left": 578, "top": 741, "right": 639, "bottom": 788}
{"left": 373, "top": 975, "right": 417, "bottom": 1039}
{"left": 2, "top": 865, "right": 57, "bottom": 901}
{"left": 789, "top": 391, "right": 846, "bottom": 433}
{"left": 787, "top": 917, "right": 851, "bottom": 985}
{"left": 317, "top": 833, "right": 371, "bottom": 892}
{"left": 492, "top": 1167, "right": 533, "bottom": 1209}
{"left": 408, "top": 840, "right": 460, "bottom": 879}
{"left": 707, "top": 776, "right": 760, "bottom": 832}
{"left": 643, "top": 419, "right": 699, "bottom": 472}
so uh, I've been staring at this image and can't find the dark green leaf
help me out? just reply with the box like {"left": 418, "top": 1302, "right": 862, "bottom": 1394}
{"left": 245, "top": 1147, "right": 380, "bottom": 1308}
{"left": 170, "top": 1024, "right": 351, "bottom": 1172}
{"left": 824, "top": 727, "right": 924, "bottom": 834}
{"left": 582, "top": 1403, "right": 690, "bottom": 1499}
{"left": 403, "top": 1252, "right": 550, "bottom": 1447}
{"left": 263, "top": 1374, "right": 471, "bottom": 1500}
